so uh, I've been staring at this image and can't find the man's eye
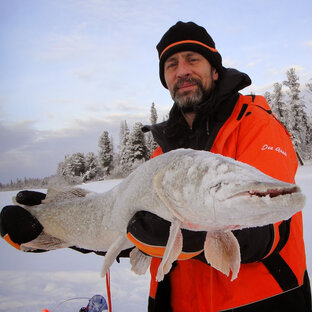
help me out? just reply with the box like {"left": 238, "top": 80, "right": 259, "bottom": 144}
{"left": 166, "top": 62, "right": 176, "bottom": 69}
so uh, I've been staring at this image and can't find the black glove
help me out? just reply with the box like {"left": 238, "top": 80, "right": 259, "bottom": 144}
{"left": 127, "top": 211, "right": 207, "bottom": 260}
{"left": 15, "top": 190, "right": 47, "bottom": 206}
{"left": 0, "top": 190, "right": 47, "bottom": 251}
{"left": 0, "top": 204, "right": 44, "bottom": 251}
{"left": 126, "top": 211, "right": 276, "bottom": 264}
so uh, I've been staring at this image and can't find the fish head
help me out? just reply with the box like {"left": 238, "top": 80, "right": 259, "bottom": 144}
{"left": 153, "top": 149, "right": 305, "bottom": 231}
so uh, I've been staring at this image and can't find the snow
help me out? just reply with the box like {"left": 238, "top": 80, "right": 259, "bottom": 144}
{"left": 0, "top": 167, "right": 311, "bottom": 312}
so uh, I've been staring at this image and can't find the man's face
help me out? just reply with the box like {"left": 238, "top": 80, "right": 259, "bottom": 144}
{"left": 164, "top": 51, "right": 219, "bottom": 111}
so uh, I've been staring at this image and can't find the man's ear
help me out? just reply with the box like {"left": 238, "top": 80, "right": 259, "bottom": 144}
{"left": 212, "top": 68, "right": 219, "bottom": 81}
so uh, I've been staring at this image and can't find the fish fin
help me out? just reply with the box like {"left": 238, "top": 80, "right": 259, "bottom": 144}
{"left": 20, "top": 232, "right": 70, "bottom": 251}
{"left": 130, "top": 247, "right": 151, "bottom": 275}
{"left": 156, "top": 218, "right": 183, "bottom": 282}
{"left": 42, "top": 187, "right": 91, "bottom": 204}
{"left": 101, "top": 235, "right": 128, "bottom": 277}
{"left": 204, "top": 231, "right": 241, "bottom": 281}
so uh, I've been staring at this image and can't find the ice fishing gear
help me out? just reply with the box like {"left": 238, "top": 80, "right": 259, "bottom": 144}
{"left": 82, "top": 294, "right": 108, "bottom": 312}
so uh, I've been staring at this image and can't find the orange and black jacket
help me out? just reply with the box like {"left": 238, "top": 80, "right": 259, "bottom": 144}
{"left": 129, "top": 69, "right": 311, "bottom": 311}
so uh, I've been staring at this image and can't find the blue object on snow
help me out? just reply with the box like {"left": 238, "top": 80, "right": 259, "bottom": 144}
{"left": 87, "top": 295, "right": 108, "bottom": 312}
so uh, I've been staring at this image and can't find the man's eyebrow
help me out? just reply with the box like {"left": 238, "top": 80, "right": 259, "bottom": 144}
{"left": 185, "top": 52, "right": 199, "bottom": 57}
{"left": 165, "top": 55, "right": 177, "bottom": 63}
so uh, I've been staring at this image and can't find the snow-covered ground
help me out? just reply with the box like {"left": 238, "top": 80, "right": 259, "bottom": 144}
{"left": 0, "top": 168, "right": 311, "bottom": 312}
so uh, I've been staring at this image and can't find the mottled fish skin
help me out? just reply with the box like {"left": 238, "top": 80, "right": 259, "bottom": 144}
{"left": 18, "top": 149, "right": 305, "bottom": 281}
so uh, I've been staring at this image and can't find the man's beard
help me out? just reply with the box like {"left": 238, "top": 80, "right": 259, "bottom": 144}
{"left": 172, "top": 77, "right": 214, "bottom": 113}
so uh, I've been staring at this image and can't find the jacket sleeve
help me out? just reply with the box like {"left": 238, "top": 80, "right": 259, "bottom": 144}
{"left": 230, "top": 104, "right": 298, "bottom": 262}
{"left": 235, "top": 104, "right": 298, "bottom": 183}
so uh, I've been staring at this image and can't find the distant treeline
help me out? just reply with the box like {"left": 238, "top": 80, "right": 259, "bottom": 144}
{"left": 0, "top": 177, "right": 52, "bottom": 191}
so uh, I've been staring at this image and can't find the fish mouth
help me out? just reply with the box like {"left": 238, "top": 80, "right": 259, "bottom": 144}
{"left": 218, "top": 185, "right": 305, "bottom": 228}
{"left": 248, "top": 186, "right": 299, "bottom": 198}
{"left": 225, "top": 185, "right": 301, "bottom": 200}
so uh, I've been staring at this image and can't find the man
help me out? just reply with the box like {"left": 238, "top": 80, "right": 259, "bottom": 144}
{"left": 126, "top": 21, "right": 311, "bottom": 311}
{"left": 1, "top": 21, "right": 311, "bottom": 312}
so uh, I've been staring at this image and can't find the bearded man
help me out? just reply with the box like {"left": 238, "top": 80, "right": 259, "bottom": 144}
{"left": 128, "top": 21, "right": 312, "bottom": 312}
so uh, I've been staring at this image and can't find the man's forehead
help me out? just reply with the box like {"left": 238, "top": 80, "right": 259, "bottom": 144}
{"left": 165, "top": 51, "right": 203, "bottom": 62}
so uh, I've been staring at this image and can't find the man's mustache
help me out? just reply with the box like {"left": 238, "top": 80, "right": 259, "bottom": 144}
{"left": 173, "top": 77, "right": 202, "bottom": 93}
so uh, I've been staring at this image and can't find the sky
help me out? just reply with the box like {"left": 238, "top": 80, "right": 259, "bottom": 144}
{"left": 0, "top": 166, "right": 311, "bottom": 311}
{"left": 1, "top": 0, "right": 312, "bottom": 183}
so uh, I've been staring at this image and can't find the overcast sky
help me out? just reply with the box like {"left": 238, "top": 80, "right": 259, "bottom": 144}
{"left": 1, "top": 0, "right": 312, "bottom": 183}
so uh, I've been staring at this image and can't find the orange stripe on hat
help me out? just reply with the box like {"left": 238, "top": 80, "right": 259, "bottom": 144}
{"left": 3, "top": 234, "right": 21, "bottom": 250}
{"left": 160, "top": 40, "right": 218, "bottom": 59}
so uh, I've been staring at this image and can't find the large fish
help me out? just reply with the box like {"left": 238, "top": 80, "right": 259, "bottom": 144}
{"left": 5, "top": 149, "right": 305, "bottom": 281}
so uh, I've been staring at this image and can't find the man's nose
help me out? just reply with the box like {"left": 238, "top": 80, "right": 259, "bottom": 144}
{"left": 176, "top": 61, "right": 191, "bottom": 78}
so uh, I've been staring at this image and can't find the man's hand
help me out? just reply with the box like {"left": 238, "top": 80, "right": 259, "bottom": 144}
{"left": 0, "top": 191, "right": 48, "bottom": 251}
{"left": 0, "top": 204, "right": 44, "bottom": 251}
{"left": 15, "top": 190, "right": 47, "bottom": 206}
{"left": 127, "top": 211, "right": 207, "bottom": 261}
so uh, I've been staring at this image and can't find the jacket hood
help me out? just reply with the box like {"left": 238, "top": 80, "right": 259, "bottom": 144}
{"left": 216, "top": 68, "right": 251, "bottom": 101}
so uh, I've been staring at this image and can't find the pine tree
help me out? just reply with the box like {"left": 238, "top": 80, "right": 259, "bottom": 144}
{"left": 305, "top": 79, "right": 312, "bottom": 157}
{"left": 57, "top": 158, "right": 66, "bottom": 177}
{"left": 57, "top": 153, "right": 86, "bottom": 183}
{"left": 150, "top": 102, "right": 158, "bottom": 125}
{"left": 146, "top": 103, "right": 159, "bottom": 158}
{"left": 264, "top": 91, "right": 272, "bottom": 106}
{"left": 307, "top": 79, "right": 312, "bottom": 94}
{"left": 270, "top": 82, "right": 289, "bottom": 128}
{"left": 119, "top": 121, "right": 132, "bottom": 175}
{"left": 128, "top": 122, "right": 148, "bottom": 169}
{"left": 110, "top": 135, "right": 114, "bottom": 156}
{"left": 98, "top": 131, "right": 113, "bottom": 176}
{"left": 74, "top": 153, "right": 86, "bottom": 175}
{"left": 83, "top": 152, "right": 99, "bottom": 181}
{"left": 68, "top": 152, "right": 85, "bottom": 176}
{"left": 283, "top": 68, "right": 310, "bottom": 158}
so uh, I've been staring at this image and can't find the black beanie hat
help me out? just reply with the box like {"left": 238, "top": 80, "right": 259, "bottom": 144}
{"left": 157, "top": 21, "right": 224, "bottom": 88}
